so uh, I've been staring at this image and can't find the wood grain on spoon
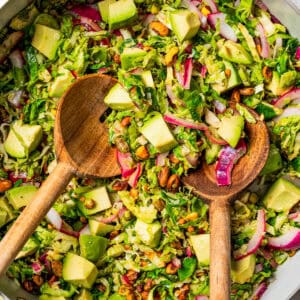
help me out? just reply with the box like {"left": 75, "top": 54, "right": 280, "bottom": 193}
{"left": 0, "top": 74, "right": 121, "bottom": 276}
{"left": 183, "top": 114, "right": 269, "bottom": 300}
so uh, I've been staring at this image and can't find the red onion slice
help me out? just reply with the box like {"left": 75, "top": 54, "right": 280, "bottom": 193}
{"left": 207, "top": 13, "right": 237, "bottom": 42}
{"left": 295, "top": 47, "right": 300, "bottom": 60}
{"left": 156, "top": 152, "right": 169, "bottom": 166}
{"left": 257, "top": 23, "right": 270, "bottom": 58}
{"left": 32, "top": 262, "right": 44, "bottom": 274}
{"left": 268, "top": 227, "right": 300, "bottom": 250}
{"left": 79, "top": 224, "right": 91, "bottom": 235}
{"left": 195, "top": 296, "right": 209, "bottom": 300}
{"left": 171, "top": 257, "right": 182, "bottom": 268}
{"left": 186, "top": 246, "right": 192, "bottom": 257}
{"left": 288, "top": 212, "right": 300, "bottom": 222}
{"left": 164, "top": 113, "right": 208, "bottom": 130}
{"left": 9, "top": 49, "right": 24, "bottom": 69}
{"left": 200, "top": 65, "right": 207, "bottom": 78}
{"left": 215, "top": 139, "right": 247, "bottom": 186}
{"left": 75, "top": 16, "right": 101, "bottom": 31}
{"left": 213, "top": 100, "right": 226, "bottom": 113}
{"left": 181, "top": 0, "right": 208, "bottom": 28}
{"left": 128, "top": 163, "right": 143, "bottom": 188}
{"left": 249, "top": 282, "right": 268, "bottom": 300}
{"left": 46, "top": 208, "right": 63, "bottom": 230}
{"left": 234, "top": 210, "right": 266, "bottom": 260}
{"left": 143, "top": 14, "right": 155, "bottom": 26}
{"left": 273, "top": 88, "right": 300, "bottom": 108}
{"left": 205, "top": 0, "right": 218, "bottom": 13}
{"left": 71, "top": 5, "right": 101, "bottom": 21}
{"left": 183, "top": 58, "right": 193, "bottom": 89}
{"left": 117, "top": 151, "right": 136, "bottom": 178}
{"left": 274, "top": 107, "right": 300, "bottom": 123}
{"left": 8, "top": 90, "right": 23, "bottom": 108}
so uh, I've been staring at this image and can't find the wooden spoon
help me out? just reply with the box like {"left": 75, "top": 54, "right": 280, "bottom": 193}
{"left": 183, "top": 115, "right": 269, "bottom": 300}
{"left": 0, "top": 74, "right": 121, "bottom": 276}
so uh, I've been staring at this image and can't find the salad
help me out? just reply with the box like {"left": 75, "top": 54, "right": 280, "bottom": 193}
{"left": 0, "top": 0, "right": 300, "bottom": 299}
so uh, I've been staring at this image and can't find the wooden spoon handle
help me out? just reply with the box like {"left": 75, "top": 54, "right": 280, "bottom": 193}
{"left": 209, "top": 200, "right": 231, "bottom": 300}
{"left": 0, "top": 162, "right": 73, "bottom": 276}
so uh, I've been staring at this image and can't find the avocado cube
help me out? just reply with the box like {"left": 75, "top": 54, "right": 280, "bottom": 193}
{"left": 4, "top": 129, "right": 26, "bottom": 158}
{"left": 218, "top": 40, "right": 252, "bottom": 65}
{"left": 263, "top": 177, "right": 300, "bottom": 212}
{"left": 217, "top": 115, "right": 244, "bottom": 148}
{"left": 120, "top": 48, "right": 147, "bottom": 71}
{"left": 0, "top": 210, "right": 8, "bottom": 228}
{"left": 135, "top": 219, "right": 161, "bottom": 248}
{"left": 266, "top": 71, "right": 296, "bottom": 96}
{"left": 52, "top": 231, "right": 78, "bottom": 254}
{"left": 79, "top": 234, "right": 108, "bottom": 262}
{"left": 74, "top": 289, "right": 93, "bottom": 300}
{"left": 260, "top": 145, "right": 283, "bottom": 175}
{"left": 63, "top": 253, "right": 98, "bottom": 288}
{"left": 104, "top": 83, "right": 134, "bottom": 110}
{"left": 0, "top": 198, "right": 15, "bottom": 223}
{"left": 189, "top": 234, "right": 210, "bottom": 265}
{"left": 170, "top": 10, "right": 200, "bottom": 42}
{"left": 140, "top": 112, "right": 177, "bottom": 153}
{"left": 109, "top": 294, "right": 126, "bottom": 300}
{"left": 231, "top": 254, "right": 256, "bottom": 284}
{"left": 89, "top": 219, "right": 115, "bottom": 236}
{"left": 205, "top": 143, "right": 221, "bottom": 164}
{"left": 77, "top": 186, "right": 112, "bottom": 216}
{"left": 4, "top": 121, "right": 43, "bottom": 158}
{"left": 98, "top": 0, "right": 116, "bottom": 23}
{"left": 6, "top": 185, "right": 38, "bottom": 210}
{"left": 48, "top": 66, "right": 74, "bottom": 98}
{"left": 16, "top": 237, "right": 39, "bottom": 259}
{"left": 32, "top": 24, "right": 61, "bottom": 60}
{"left": 108, "top": 0, "right": 137, "bottom": 30}
{"left": 212, "top": 60, "right": 241, "bottom": 94}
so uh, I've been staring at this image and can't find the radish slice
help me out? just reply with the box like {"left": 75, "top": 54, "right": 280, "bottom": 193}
{"left": 295, "top": 47, "right": 300, "bottom": 60}
{"left": 71, "top": 5, "right": 101, "bottom": 21}
{"left": 257, "top": 23, "right": 270, "bottom": 58}
{"left": 200, "top": 65, "right": 207, "bottom": 78}
{"left": 268, "top": 227, "right": 300, "bottom": 250}
{"left": 74, "top": 16, "right": 101, "bottom": 31}
{"left": 234, "top": 210, "right": 266, "bottom": 260}
{"left": 204, "top": 129, "right": 227, "bottom": 145}
{"left": 32, "top": 262, "right": 44, "bottom": 274}
{"left": 213, "top": 100, "right": 226, "bottom": 113}
{"left": 128, "top": 163, "right": 143, "bottom": 188}
{"left": 121, "top": 274, "right": 131, "bottom": 285}
{"left": 156, "top": 152, "right": 169, "bottom": 166}
{"left": 164, "top": 113, "right": 208, "bottom": 130}
{"left": 274, "top": 107, "right": 300, "bottom": 123}
{"left": 205, "top": 0, "right": 218, "bottom": 13}
{"left": 183, "top": 58, "right": 193, "bottom": 89}
{"left": 273, "top": 88, "right": 300, "bottom": 108}
{"left": 79, "top": 224, "right": 91, "bottom": 235}
{"left": 186, "top": 246, "right": 192, "bottom": 257}
{"left": 249, "top": 282, "right": 267, "bottom": 300}
{"left": 288, "top": 212, "right": 300, "bottom": 222}
{"left": 207, "top": 13, "right": 237, "bottom": 42}
{"left": 171, "top": 257, "right": 182, "bottom": 268}
{"left": 215, "top": 139, "right": 247, "bottom": 186}
{"left": 116, "top": 151, "right": 136, "bottom": 178}
{"left": 46, "top": 208, "right": 63, "bottom": 230}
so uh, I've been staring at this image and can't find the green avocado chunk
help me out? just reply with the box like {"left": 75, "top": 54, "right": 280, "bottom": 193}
{"left": 6, "top": 185, "right": 37, "bottom": 210}
{"left": 108, "top": 0, "right": 137, "bottom": 30}
{"left": 109, "top": 294, "right": 126, "bottom": 300}
{"left": 140, "top": 112, "right": 177, "bottom": 153}
{"left": 217, "top": 115, "right": 244, "bottom": 148}
{"left": 104, "top": 83, "right": 134, "bottom": 110}
{"left": 0, "top": 198, "right": 15, "bottom": 228}
{"left": 62, "top": 253, "right": 98, "bottom": 288}
{"left": 4, "top": 121, "right": 43, "bottom": 158}
{"left": 89, "top": 219, "right": 115, "bottom": 236}
{"left": 266, "top": 71, "right": 297, "bottom": 96}
{"left": 135, "top": 219, "right": 161, "bottom": 248}
{"left": 205, "top": 143, "right": 221, "bottom": 164}
{"left": 218, "top": 40, "right": 253, "bottom": 65}
{"left": 74, "top": 289, "right": 93, "bottom": 300}
{"left": 48, "top": 66, "right": 74, "bottom": 98}
{"left": 212, "top": 60, "right": 241, "bottom": 94}
{"left": 260, "top": 144, "right": 283, "bottom": 175}
{"left": 263, "top": 177, "right": 300, "bottom": 212}
{"left": 32, "top": 24, "right": 61, "bottom": 60}
{"left": 79, "top": 234, "right": 108, "bottom": 262}
{"left": 231, "top": 254, "right": 256, "bottom": 284}
{"left": 78, "top": 186, "right": 112, "bottom": 216}
{"left": 189, "top": 234, "right": 210, "bottom": 265}
{"left": 98, "top": 0, "right": 116, "bottom": 23}
{"left": 169, "top": 10, "right": 200, "bottom": 42}
{"left": 16, "top": 237, "right": 39, "bottom": 259}
{"left": 39, "top": 295, "right": 68, "bottom": 300}
{"left": 120, "top": 48, "right": 147, "bottom": 71}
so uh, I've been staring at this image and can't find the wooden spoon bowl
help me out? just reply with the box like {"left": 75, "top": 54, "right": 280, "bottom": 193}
{"left": 183, "top": 116, "right": 269, "bottom": 300}
{"left": 0, "top": 74, "right": 121, "bottom": 275}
